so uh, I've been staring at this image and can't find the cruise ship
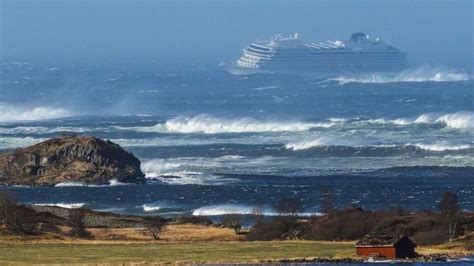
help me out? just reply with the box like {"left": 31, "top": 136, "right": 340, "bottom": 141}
{"left": 223, "top": 32, "right": 407, "bottom": 76}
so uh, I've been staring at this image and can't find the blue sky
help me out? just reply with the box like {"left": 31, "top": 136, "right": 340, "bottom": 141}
{"left": 1, "top": 0, "right": 472, "bottom": 67}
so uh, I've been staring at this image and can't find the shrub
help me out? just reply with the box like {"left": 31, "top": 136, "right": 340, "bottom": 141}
{"left": 143, "top": 218, "right": 167, "bottom": 240}
{"left": 68, "top": 208, "right": 90, "bottom": 238}
{"left": 173, "top": 215, "right": 212, "bottom": 226}
{"left": 221, "top": 214, "right": 242, "bottom": 234}
{"left": 246, "top": 220, "right": 286, "bottom": 241}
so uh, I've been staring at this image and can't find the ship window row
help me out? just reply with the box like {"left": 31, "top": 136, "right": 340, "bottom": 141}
{"left": 245, "top": 48, "right": 272, "bottom": 56}
{"left": 249, "top": 43, "right": 271, "bottom": 51}
{"left": 243, "top": 50, "right": 272, "bottom": 58}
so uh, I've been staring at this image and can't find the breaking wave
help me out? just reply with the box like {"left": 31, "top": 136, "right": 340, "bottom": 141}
{"left": 284, "top": 139, "right": 473, "bottom": 154}
{"left": 32, "top": 203, "right": 85, "bottom": 209}
{"left": 0, "top": 137, "right": 45, "bottom": 150}
{"left": 367, "top": 112, "right": 474, "bottom": 129}
{"left": 141, "top": 158, "right": 238, "bottom": 185}
{"left": 192, "top": 204, "right": 323, "bottom": 216}
{"left": 0, "top": 104, "right": 73, "bottom": 123}
{"left": 117, "top": 114, "right": 330, "bottom": 134}
{"left": 325, "top": 67, "right": 470, "bottom": 85}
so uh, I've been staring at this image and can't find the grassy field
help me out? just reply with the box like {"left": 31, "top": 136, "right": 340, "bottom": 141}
{"left": 0, "top": 241, "right": 356, "bottom": 264}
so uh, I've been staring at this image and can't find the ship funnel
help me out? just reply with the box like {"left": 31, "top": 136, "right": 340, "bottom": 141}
{"left": 294, "top": 33, "right": 299, "bottom": 39}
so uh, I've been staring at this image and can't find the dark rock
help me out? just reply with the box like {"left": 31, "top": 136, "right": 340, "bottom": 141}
{"left": 0, "top": 136, "right": 145, "bottom": 186}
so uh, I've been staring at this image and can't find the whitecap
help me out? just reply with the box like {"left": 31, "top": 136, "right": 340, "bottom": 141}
{"left": 324, "top": 66, "right": 470, "bottom": 85}
{"left": 0, "top": 104, "right": 73, "bottom": 123}
{"left": 32, "top": 203, "right": 85, "bottom": 209}
{"left": 414, "top": 143, "right": 472, "bottom": 152}
{"left": 192, "top": 204, "right": 323, "bottom": 217}
{"left": 0, "top": 137, "right": 45, "bottom": 149}
{"left": 116, "top": 114, "right": 320, "bottom": 134}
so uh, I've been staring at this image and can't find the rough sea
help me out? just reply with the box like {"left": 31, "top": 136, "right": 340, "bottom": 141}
{"left": 1, "top": 60, "right": 473, "bottom": 218}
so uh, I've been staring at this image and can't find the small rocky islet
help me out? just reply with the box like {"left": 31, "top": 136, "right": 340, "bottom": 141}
{"left": 0, "top": 136, "right": 145, "bottom": 186}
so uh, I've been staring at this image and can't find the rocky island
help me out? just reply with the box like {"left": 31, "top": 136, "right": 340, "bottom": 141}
{"left": 0, "top": 136, "right": 145, "bottom": 186}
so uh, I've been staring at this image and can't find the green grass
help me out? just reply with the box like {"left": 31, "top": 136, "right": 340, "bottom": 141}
{"left": 0, "top": 241, "right": 355, "bottom": 264}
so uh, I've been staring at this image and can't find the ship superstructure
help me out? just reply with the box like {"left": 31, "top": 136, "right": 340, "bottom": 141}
{"left": 224, "top": 32, "right": 407, "bottom": 76}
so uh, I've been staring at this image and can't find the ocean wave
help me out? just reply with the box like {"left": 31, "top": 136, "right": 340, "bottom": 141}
{"left": 284, "top": 139, "right": 473, "bottom": 153}
{"left": 0, "top": 137, "right": 45, "bottom": 149}
{"left": 285, "top": 137, "right": 349, "bottom": 151}
{"left": 116, "top": 114, "right": 329, "bottom": 134}
{"left": 413, "top": 143, "right": 472, "bottom": 152}
{"left": 324, "top": 66, "right": 470, "bottom": 85}
{"left": 54, "top": 179, "right": 129, "bottom": 187}
{"left": 367, "top": 112, "right": 474, "bottom": 129}
{"left": 142, "top": 158, "right": 238, "bottom": 185}
{"left": 192, "top": 203, "right": 323, "bottom": 216}
{"left": 32, "top": 203, "right": 85, "bottom": 209}
{"left": 142, "top": 203, "right": 163, "bottom": 212}
{"left": 0, "top": 104, "right": 73, "bottom": 123}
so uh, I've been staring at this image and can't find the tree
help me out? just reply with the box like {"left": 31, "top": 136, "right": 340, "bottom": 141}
{"left": 143, "top": 218, "right": 166, "bottom": 240}
{"left": 273, "top": 197, "right": 303, "bottom": 217}
{"left": 437, "top": 191, "right": 460, "bottom": 242}
{"left": 0, "top": 189, "right": 14, "bottom": 223}
{"left": 68, "top": 208, "right": 89, "bottom": 238}
{"left": 252, "top": 205, "right": 264, "bottom": 225}
{"left": 0, "top": 189, "right": 29, "bottom": 234}
{"left": 273, "top": 198, "right": 304, "bottom": 239}
{"left": 437, "top": 191, "right": 459, "bottom": 216}
{"left": 221, "top": 214, "right": 242, "bottom": 234}
{"left": 320, "top": 188, "right": 335, "bottom": 214}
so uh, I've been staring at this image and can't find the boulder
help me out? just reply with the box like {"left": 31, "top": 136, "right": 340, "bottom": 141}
{"left": 0, "top": 136, "right": 145, "bottom": 186}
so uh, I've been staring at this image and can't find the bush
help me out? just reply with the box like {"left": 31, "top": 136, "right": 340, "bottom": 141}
{"left": 143, "top": 218, "right": 167, "bottom": 240}
{"left": 221, "top": 214, "right": 242, "bottom": 234}
{"left": 246, "top": 220, "right": 287, "bottom": 241}
{"left": 68, "top": 208, "right": 90, "bottom": 238}
{"left": 303, "top": 208, "right": 386, "bottom": 241}
{"left": 173, "top": 215, "right": 212, "bottom": 226}
{"left": 0, "top": 189, "right": 34, "bottom": 234}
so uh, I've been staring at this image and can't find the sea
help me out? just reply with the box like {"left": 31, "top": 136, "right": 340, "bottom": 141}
{"left": 0, "top": 60, "right": 473, "bottom": 220}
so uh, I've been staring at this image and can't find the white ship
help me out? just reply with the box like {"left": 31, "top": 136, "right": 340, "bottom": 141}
{"left": 223, "top": 32, "right": 407, "bottom": 76}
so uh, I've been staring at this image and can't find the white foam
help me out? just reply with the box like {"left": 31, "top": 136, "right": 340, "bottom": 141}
{"left": 108, "top": 178, "right": 128, "bottom": 186}
{"left": 32, "top": 203, "right": 85, "bottom": 209}
{"left": 250, "top": 85, "right": 278, "bottom": 91}
{"left": 0, "top": 137, "right": 45, "bottom": 149}
{"left": 285, "top": 137, "right": 350, "bottom": 151}
{"left": 142, "top": 203, "right": 162, "bottom": 212}
{"left": 118, "top": 114, "right": 320, "bottom": 134}
{"left": 54, "top": 182, "right": 87, "bottom": 187}
{"left": 192, "top": 204, "right": 323, "bottom": 217}
{"left": 141, "top": 158, "right": 238, "bottom": 185}
{"left": 414, "top": 143, "right": 472, "bottom": 152}
{"left": 435, "top": 112, "right": 474, "bottom": 129}
{"left": 325, "top": 66, "right": 470, "bottom": 85}
{"left": 0, "top": 104, "right": 73, "bottom": 123}
{"left": 367, "top": 112, "right": 474, "bottom": 129}
{"left": 285, "top": 138, "right": 327, "bottom": 150}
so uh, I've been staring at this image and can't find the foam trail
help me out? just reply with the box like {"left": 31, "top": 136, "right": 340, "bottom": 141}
{"left": 285, "top": 137, "right": 351, "bottom": 151}
{"left": 0, "top": 104, "right": 73, "bottom": 123}
{"left": 285, "top": 138, "right": 328, "bottom": 150}
{"left": 325, "top": 66, "right": 470, "bottom": 85}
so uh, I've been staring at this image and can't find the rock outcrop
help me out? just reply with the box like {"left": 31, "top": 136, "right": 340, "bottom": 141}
{"left": 0, "top": 136, "right": 145, "bottom": 186}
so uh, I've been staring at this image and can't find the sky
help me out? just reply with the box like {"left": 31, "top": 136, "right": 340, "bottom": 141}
{"left": 0, "top": 0, "right": 473, "bottom": 67}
